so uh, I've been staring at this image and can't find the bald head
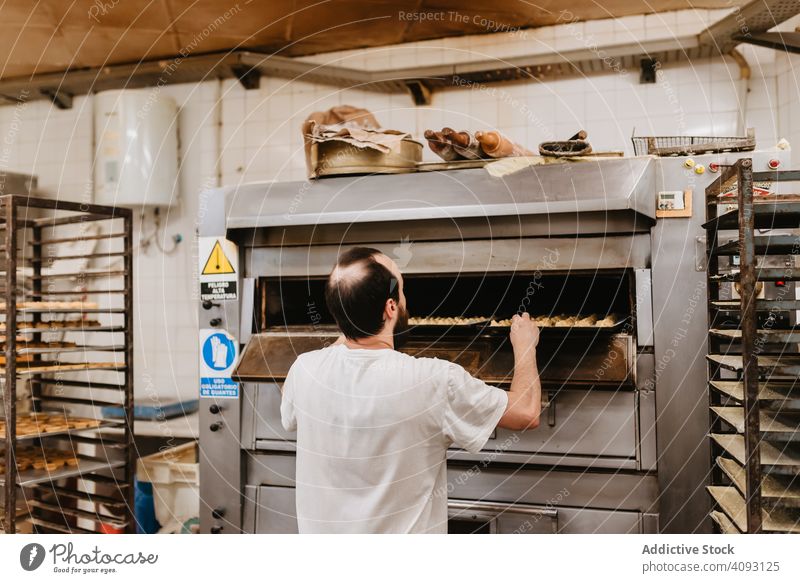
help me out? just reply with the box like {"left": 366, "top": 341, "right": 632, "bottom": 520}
{"left": 325, "top": 247, "right": 404, "bottom": 340}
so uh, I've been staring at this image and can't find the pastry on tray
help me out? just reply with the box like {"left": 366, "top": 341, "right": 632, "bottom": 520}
{"left": 0, "top": 412, "right": 102, "bottom": 437}
{"left": 0, "top": 445, "right": 79, "bottom": 473}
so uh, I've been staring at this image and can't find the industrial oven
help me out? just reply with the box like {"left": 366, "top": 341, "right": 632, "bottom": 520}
{"left": 197, "top": 149, "right": 790, "bottom": 534}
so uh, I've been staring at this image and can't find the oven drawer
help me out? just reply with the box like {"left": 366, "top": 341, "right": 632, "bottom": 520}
{"left": 478, "top": 389, "right": 638, "bottom": 466}
{"left": 241, "top": 383, "right": 295, "bottom": 447}
{"left": 448, "top": 499, "right": 558, "bottom": 534}
{"left": 242, "top": 485, "right": 298, "bottom": 534}
{"left": 242, "top": 454, "right": 658, "bottom": 533}
{"left": 239, "top": 483, "right": 653, "bottom": 533}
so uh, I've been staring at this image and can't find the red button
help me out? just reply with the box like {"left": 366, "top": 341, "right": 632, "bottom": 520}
{"left": 768, "top": 159, "right": 780, "bottom": 169}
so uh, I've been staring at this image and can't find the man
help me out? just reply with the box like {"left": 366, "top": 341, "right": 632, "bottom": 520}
{"left": 281, "top": 247, "right": 541, "bottom": 533}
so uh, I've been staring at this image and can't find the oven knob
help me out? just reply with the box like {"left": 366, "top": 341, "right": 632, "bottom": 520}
{"left": 210, "top": 525, "right": 223, "bottom": 534}
{"left": 209, "top": 404, "right": 222, "bottom": 414}
{"left": 211, "top": 508, "right": 226, "bottom": 519}
{"left": 209, "top": 422, "right": 223, "bottom": 432}
{"left": 768, "top": 159, "right": 780, "bottom": 169}
{"left": 209, "top": 318, "right": 222, "bottom": 327}
{"left": 202, "top": 300, "right": 220, "bottom": 310}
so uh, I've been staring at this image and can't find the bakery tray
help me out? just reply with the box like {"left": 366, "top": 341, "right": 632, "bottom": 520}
{"left": 4, "top": 325, "right": 125, "bottom": 334}
{"left": 482, "top": 316, "right": 632, "bottom": 336}
{"left": 0, "top": 456, "right": 126, "bottom": 487}
{"left": 409, "top": 319, "right": 492, "bottom": 335}
{"left": 0, "top": 419, "right": 122, "bottom": 443}
{"left": 1, "top": 362, "right": 126, "bottom": 376}
{"left": 101, "top": 398, "right": 199, "bottom": 421}
{"left": 13, "top": 344, "right": 126, "bottom": 355}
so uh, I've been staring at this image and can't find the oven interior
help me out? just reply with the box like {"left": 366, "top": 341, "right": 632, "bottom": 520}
{"left": 258, "top": 271, "right": 635, "bottom": 332}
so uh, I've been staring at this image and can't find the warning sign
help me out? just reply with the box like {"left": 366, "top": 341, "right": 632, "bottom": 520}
{"left": 202, "top": 240, "right": 236, "bottom": 275}
{"left": 199, "top": 237, "right": 238, "bottom": 301}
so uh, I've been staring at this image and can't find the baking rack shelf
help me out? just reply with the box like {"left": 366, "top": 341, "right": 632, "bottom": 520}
{"left": 707, "top": 486, "right": 800, "bottom": 533}
{"left": 709, "top": 327, "right": 800, "bottom": 344}
{"left": 709, "top": 380, "right": 800, "bottom": 402}
{"left": 1, "top": 195, "right": 134, "bottom": 535}
{"left": 0, "top": 456, "right": 126, "bottom": 488}
{"left": 716, "top": 457, "right": 800, "bottom": 509}
{"left": 705, "top": 160, "right": 800, "bottom": 533}
{"left": 711, "top": 299, "right": 800, "bottom": 311}
{"left": 711, "top": 406, "right": 800, "bottom": 441}
{"left": 0, "top": 418, "right": 124, "bottom": 443}
{"left": 9, "top": 325, "right": 126, "bottom": 334}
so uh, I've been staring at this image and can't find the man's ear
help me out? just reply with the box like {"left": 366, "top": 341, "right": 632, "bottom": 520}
{"left": 385, "top": 297, "right": 397, "bottom": 319}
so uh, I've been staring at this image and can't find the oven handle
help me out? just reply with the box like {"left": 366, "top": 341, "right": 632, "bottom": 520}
{"left": 542, "top": 390, "right": 557, "bottom": 427}
{"left": 448, "top": 499, "right": 559, "bottom": 533}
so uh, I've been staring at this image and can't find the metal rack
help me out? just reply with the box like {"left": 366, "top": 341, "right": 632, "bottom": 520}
{"left": 1, "top": 195, "right": 133, "bottom": 534}
{"left": 631, "top": 128, "right": 755, "bottom": 157}
{"left": 704, "top": 159, "right": 800, "bottom": 534}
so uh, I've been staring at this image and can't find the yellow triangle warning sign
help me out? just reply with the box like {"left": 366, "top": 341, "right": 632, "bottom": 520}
{"left": 202, "top": 241, "right": 236, "bottom": 275}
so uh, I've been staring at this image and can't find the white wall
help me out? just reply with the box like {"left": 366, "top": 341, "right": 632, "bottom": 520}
{"left": 0, "top": 12, "right": 797, "bottom": 402}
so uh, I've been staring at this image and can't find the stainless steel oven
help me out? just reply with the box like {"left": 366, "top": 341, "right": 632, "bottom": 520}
{"left": 198, "top": 150, "right": 790, "bottom": 534}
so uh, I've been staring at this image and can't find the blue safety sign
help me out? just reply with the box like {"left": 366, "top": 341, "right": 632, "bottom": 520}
{"left": 199, "top": 329, "right": 239, "bottom": 399}
{"left": 202, "top": 333, "right": 236, "bottom": 370}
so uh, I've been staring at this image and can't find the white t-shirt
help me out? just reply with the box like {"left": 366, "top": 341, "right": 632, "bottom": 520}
{"left": 280, "top": 344, "right": 508, "bottom": 534}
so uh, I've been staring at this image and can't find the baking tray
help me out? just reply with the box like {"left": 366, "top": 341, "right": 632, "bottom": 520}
{"left": 482, "top": 315, "right": 632, "bottom": 336}
{"left": 101, "top": 398, "right": 198, "bottom": 421}
{"left": 408, "top": 319, "right": 492, "bottom": 336}
{"left": 0, "top": 418, "right": 121, "bottom": 442}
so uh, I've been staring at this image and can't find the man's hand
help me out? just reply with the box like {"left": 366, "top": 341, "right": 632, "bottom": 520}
{"left": 510, "top": 312, "right": 539, "bottom": 354}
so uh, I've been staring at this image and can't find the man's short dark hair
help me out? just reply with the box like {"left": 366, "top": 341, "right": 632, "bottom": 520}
{"left": 325, "top": 247, "right": 399, "bottom": 340}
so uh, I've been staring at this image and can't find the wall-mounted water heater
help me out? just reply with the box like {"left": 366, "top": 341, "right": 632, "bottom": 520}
{"left": 94, "top": 89, "right": 178, "bottom": 207}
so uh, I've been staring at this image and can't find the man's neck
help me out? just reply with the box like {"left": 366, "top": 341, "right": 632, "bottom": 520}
{"left": 343, "top": 332, "right": 394, "bottom": 351}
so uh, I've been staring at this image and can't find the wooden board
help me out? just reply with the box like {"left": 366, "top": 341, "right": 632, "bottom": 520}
{"left": 1, "top": 362, "right": 124, "bottom": 375}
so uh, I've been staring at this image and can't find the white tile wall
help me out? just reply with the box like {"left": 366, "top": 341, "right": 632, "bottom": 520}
{"left": 0, "top": 11, "right": 796, "bottom": 402}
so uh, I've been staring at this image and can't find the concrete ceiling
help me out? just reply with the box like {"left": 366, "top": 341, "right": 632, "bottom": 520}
{"left": 0, "top": 0, "right": 749, "bottom": 80}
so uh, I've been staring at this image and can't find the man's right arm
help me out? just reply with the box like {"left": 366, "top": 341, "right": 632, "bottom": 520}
{"left": 497, "top": 313, "right": 541, "bottom": 431}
